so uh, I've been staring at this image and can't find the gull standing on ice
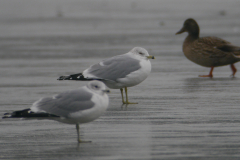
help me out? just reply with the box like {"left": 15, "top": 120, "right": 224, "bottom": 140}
{"left": 3, "top": 81, "right": 110, "bottom": 143}
{"left": 58, "top": 47, "right": 155, "bottom": 104}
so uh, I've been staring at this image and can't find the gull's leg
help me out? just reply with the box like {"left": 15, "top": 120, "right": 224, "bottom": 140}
{"left": 230, "top": 64, "right": 237, "bottom": 77}
{"left": 199, "top": 66, "right": 214, "bottom": 78}
{"left": 120, "top": 88, "right": 126, "bottom": 104}
{"left": 124, "top": 87, "right": 138, "bottom": 104}
{"left": 76, "top": 124, "right": 91, "bottom": 143}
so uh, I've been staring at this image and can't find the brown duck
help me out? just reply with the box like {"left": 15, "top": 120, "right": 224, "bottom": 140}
{"left": 176, "top": 18, "right": 240, "bottom": 77}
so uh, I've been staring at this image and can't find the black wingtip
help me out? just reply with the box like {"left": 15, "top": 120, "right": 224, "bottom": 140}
{"left": 2, "top": 108, "right": 59, "bottom": 119}
{"left": 2, "top": 109, "right": 31, "bottom": 119}
{"left": 57, "top": 75, "right": 71, "bottom": 80}
{"left": 2, "top": 113, "right": 11, "bottom": 119}
{"left": 57, "top": 73, "right": 92, "bottom": 81}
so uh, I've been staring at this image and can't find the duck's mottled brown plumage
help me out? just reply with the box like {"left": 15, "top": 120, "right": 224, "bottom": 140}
{"left": 176, "top": 18, "right": 240, "bottom": 77}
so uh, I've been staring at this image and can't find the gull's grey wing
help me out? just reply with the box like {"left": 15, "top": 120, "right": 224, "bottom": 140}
{"left": 84, "top": 54, "right": 141, "bottom": 81}
{"left": 31, "top": 88, "right": 94, "bottom": 118}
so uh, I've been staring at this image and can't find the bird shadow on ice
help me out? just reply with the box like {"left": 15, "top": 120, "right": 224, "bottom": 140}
{"left": 108, "top": 101, "right": 139, "bottom": 111}
{"left": 32, "top": 142, "right": 113, "bottom": 158}
{"left": 182, "top": 76, "right": 238, "bottom": 93}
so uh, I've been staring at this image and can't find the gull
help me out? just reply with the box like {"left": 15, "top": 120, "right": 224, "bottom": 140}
{"left": 3, "top": 81, "right": 110, "bottom": 143}
{"left": 58, "top": 47, "right": 155, "bottom": 104}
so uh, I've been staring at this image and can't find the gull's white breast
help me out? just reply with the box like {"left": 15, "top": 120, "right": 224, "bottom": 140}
{"left": 67, "top": 93, "right": 109, "bottom": 124}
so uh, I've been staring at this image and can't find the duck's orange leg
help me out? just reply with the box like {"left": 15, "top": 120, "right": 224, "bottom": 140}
{"left": 230, "top": 64, "right": 237, "bottom": 77}
{"left": 199, "top": 66, "right": 214, "bottom": 78}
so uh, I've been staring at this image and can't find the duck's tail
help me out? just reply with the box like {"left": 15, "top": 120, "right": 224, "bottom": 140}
{"left": 232, "top": 53, "right": 240, "bottom": 60}
{"left": 218, "top": 44, "right": 240, "bottom": 52}
{"left": 2, "top": 109, "right": 59, "bottom": 119}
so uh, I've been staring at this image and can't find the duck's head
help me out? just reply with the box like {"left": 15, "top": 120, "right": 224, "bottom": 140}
{"left": 176, "top": 18, "right": 200, "bottom": 37}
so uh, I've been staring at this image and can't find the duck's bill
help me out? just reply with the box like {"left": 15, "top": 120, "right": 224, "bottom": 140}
{"left": 146, "top": 55, "right": 155, "bottom": 59}
{"left": 175, "top": 27, "right": 186, "bottom": 35}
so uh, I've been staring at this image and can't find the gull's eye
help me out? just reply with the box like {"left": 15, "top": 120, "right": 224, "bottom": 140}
{"left": 139, "top": 52, "right": 143, "bottom": 55}
{"left": 94, "top": 85, "right": 99, "bottom": 89}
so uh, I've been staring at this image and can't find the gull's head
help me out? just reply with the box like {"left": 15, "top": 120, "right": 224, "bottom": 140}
{"left": 87, "top": 80, "right": 110, "bottom": 95}
{"left": 130, "top": 47, "right": 155, "bottom": 60}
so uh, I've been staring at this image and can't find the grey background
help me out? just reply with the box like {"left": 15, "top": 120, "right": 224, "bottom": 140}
{"left": 1, "top": 0, "right": 240, "bottom": 159}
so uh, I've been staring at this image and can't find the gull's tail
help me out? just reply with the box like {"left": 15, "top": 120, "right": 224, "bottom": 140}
{"left": 57, "top": 73, "right": 101, "bottom": 81}
{"left": 2, "top": 109, "right": 59, "bottom": 119}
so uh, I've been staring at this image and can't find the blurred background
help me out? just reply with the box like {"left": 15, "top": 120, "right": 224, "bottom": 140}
{"left": 0, "top": 0, "right": 240, "bottom": 55}
{"left": 0, "top": 0, "right": 240, "bottom": 58}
